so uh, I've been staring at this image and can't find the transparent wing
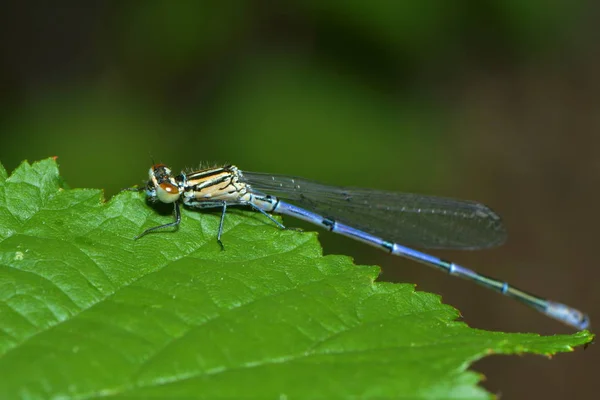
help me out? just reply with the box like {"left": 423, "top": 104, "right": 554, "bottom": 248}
{"left": 240, "top": 171, "right": 507, "bottom": 250}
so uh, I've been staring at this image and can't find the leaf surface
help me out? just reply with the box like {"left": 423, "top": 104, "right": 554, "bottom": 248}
{"left": 0, "top": 159, "right": 592, "bottom": 399}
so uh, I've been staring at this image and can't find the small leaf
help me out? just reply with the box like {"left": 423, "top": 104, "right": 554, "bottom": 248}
{"left": 0, "top": 159, "right": 592, "bottom": 399}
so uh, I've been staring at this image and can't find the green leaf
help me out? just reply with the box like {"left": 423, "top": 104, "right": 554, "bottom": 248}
{"left": 0, "top": 159, "right": 592, "bottom": 399}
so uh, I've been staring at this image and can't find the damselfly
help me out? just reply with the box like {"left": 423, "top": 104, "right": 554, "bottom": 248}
{"left": 134, "top": 163, "right": 589, "bottom": 330}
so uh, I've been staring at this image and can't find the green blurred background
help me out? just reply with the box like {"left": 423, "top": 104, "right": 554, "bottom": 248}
{"left": 0, "top": 1, "right": 597, "bottom": 398}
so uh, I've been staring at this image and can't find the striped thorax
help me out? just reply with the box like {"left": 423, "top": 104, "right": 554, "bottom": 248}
{"left": 181, "top": 165, "right": 252, "bottom": 207}
{"left": 145, "top": 164, "right": 262, "bottom": 208}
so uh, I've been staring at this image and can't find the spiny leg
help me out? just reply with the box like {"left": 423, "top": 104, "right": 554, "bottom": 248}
{"left": 248, "top": 203, "right": 304, "bottom": 233}
{"left": 216, "top": 202, "right": 227, "bottom": 251}
{"left": 135, "top": 202, "right": 181, "bottom": 239}
{"left": 247, "top": 203, "right": 286, "bottom": 229}
{"left": 216, "top": 202, "right": 289, "bottom": 250}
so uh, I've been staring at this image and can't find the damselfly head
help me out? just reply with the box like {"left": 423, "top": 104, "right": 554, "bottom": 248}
{"left": 146, "top": 164, "right": 182, "bottom": 204}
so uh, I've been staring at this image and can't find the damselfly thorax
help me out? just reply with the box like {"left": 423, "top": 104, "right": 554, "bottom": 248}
{"left": 138, "top": 164, "right": 282, "bottom": 242}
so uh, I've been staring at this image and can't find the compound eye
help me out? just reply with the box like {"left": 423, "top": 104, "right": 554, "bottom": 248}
{"left": 155, "top": 182, "right": 181, "bottom": 203}
{"left": 149, "top": 164, "right": 172, "bottom": 181}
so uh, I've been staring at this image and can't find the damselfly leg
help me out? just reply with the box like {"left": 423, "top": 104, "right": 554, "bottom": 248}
{"left": 135, "top": 201, "right": 182, "bottom": 239}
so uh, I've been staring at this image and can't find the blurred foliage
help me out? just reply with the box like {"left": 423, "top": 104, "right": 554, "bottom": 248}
{"left": 0, "top": 0, "right": 587, "bottom": 197}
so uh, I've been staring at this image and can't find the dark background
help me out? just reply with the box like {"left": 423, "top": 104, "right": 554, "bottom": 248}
{"left": 0, "top": 1, "right": 597, "bottom": 398}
